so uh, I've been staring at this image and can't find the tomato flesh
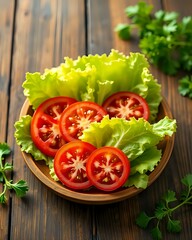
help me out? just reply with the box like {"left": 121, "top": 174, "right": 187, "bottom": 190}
{"left": 60, "top": 101, "right": 107, "bottom": 142}
{"left": 54, "top": 141, "right": 96, "bottom": 190}
{"left": 86, "top": 146, "right": 130, "bottom": 191}
{"left": 102, "top": 91, "right": 150, "bottom": 121}
{"left": 31, "top": 96, "right": 77, "bottom": 157}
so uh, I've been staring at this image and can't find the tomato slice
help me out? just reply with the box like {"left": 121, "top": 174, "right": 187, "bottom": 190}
{"left": 102, "top": 91, "right": 150, "bottom": 121}
{"left": 31, "top": 96, "right": 77, "bottom": 157}
{"left": 86, "top": 146, "right": 130, "bottom": 192}
{"left": 54, "top": 141, "right": 96, "bottom": 190}
{"left": 59, "top": 101, "right": 107, "bottom": 142}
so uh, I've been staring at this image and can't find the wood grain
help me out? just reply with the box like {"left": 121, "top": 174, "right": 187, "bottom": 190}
{"left": 87, "top": 0, "right": 192, "bottom": 239}
{"left": 0, "top": 0, "right": 191, "bottom": 239}
{"left": 7, "top": 0, "right": 91, "bottom": 240}
{"left": 0, "top": 1, "right": 15, "bottom": 239}
{"left": 0, "top": 0, "right": 14, "bottom": 143}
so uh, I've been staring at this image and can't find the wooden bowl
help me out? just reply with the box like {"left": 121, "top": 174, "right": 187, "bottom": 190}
{"left": 20, "top": 98, "right": 175, "bottom": 204}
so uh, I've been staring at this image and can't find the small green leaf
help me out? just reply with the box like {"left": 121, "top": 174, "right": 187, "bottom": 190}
{"left": 125, "top": 1, "right": 153, "bottom": 23}
{"left": 0, "top": 143, "right": 11, "bottom": 159}
{"left": 178, "top": 76, "right": 192, "bottom": 99}
{"left": 180, "top": 189, "right": 189, "bottom": 201}
{"left": 3, "top": 162, "right": 13, "bottom": 171}
{"left": 0, "top": 193, "right": 7, "bottom": 204}
{"left": 181, "top": 174, "right": 192, "bottom": 188}
{"left": 150, "top": 226, "right": 163, "bottom": 240}
{"left": 167, "top": 219, "right": 182, "bottom": 233}
{"left": 154, "top": 10, "right": 165, "bottom": 20}
{"left": 162, "top": 190, "right": 177, "bottom": 204}
{"left": 114, "top": 24, "right": 131, "bottom": 40}
{"left": 163, "top": 21, "right": 177, "bottom": 34}
{"left": 155, "top": 202, "right": 167, "bottom": 220}
{"left": 182, "top": 16, "right": 192, "bottom": 27}
{"left": 163, "top": 11, "right": 179, "bottom": 22}
{"left": 180, "top": 189, "right": 189, "bottom": 202}
{"left": 136, "top": 211, "right": 152, "bottom": 228}
{"left": 10, "top": 180, "right": 29, "bottom": 197}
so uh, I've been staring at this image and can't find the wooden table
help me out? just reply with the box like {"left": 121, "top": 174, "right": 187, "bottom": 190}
{"left": 0, "top": 0, "right": 192, "bottom": 239}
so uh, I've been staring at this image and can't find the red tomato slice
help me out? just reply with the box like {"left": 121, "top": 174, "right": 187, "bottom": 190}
{"left": 86, "top": 146, "right": 130, "bottom": 192}
{"left": 59, "top": 101, "right": 107, "bottom": 142}
{"left": 31, "top": 96, "right": 77, "bottom": 157}
{"left": 102, "top": 91, "right": 150, "bottom": 121}
{"left": 54, "top": 141, "right": 96, "bottom": 190}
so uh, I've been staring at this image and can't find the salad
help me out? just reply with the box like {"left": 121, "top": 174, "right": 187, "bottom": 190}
{"left": 14, "top": 49, "right": 176, "bottom": 191}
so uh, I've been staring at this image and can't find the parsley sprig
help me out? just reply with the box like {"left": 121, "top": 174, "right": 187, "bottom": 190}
{"left": 178, "top": 75, "right": 192, "bottom": 98}
{"left": 0, "top": 142, "right": 29, "bottom": 204}
{"left": 136, "top": 174, "right": 192, "bottom": 239}
{"left": 115, "top": 1, "right": 192, "bottom": 98}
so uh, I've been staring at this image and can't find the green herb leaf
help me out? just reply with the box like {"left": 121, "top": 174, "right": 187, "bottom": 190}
{"left": 0, "top": 143, "right": 11, "bottom": 159}
{"left": 125, "top": 1, "right": 153, "bottom": 27}
{"left": 181, "top": 174, "right": 192, "bottom": 188}
{"left": 155, "top": 202, "right": 168, "bottom": 220}
{"left": 3, "top": 162, "right": 13, "bottom": 171}
{"left": 0, "top": 192, "right": 7, "bottom": 204}
{"left": 167, "top": 219, "right": 182, "bottom": 233}
{"left": 0, "top": 142, "right": 29, "bottom": 204}
{"left": 136, "top": 211, "right": 152, "bottom": 228}
{"left": 150, "top": 226, "right": 162, "bottom": 240}
{"left": 115, "top": 24, "right": 131, "bottom": 40}
{"left": 10, "top": 180, "right": 29, "bottom": 197}
{"left": 178, "top": 76, "right": 192, "bottom": 99}
{"left": 162, "top": 190, "right": 177, "bottom": 204}
{"left": 116, "top": 1, "right": 192, "bottom": 98}
{"left": 136, "top": 173, "right": 192, "bottom": 238}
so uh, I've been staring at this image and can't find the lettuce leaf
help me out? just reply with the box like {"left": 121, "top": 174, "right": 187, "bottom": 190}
{"left": 130, "top": 147, "right": 162, "bottom": 175}
{"left": 80, "top": 116, "right": 176, "bottom": 160}
{"left": 80, "top": 116, "right": 176, "bottom": 189}
{"left": 22, "top": 49, "right": 161, "bottom": 122}
{"left": 124, "top": 173, "right": 149, "bottom": 189}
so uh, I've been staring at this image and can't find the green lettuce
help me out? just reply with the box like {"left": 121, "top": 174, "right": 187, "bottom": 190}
{"left": 80, "top": 116, "right": 176, "bottom": 160}
{"left": 80, "top": 116, "right": 176, "bottom": 188}
{"left": 22, "top": 49, "right": 161, "bottom": 122}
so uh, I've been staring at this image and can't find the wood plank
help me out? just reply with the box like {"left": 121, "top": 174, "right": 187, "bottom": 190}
{"left": 87, "top": 0, "right": 162, "bottom": 55}
{"left": 2, "top": 0, "right": 191, "bottom": 239}
{"left": 161, "top": 1, "right": 192, "bottom": 239}
{"left": 0, "top": 0, "right": 15, "bottom": 143}
{"left": 87, "top": 0, "right": 192, "bottom": 239}
{"left": 163, "top": 0, "right": 192, "bottom": 16}
{"left": 7, "top": 1, "right": 92, "bottom": 239}
{"left": 0, "top": 0, "right": 15, "bottom": 239}
{"left": 87, "top": 1, "right": 163, "bottom": 239}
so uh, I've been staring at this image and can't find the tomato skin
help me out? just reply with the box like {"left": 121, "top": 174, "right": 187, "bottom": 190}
{"left": 31, "top": 96, "right": 77, "bottom": 157}
{"left": 59, "top": 101, "right": 107, "bottom": 142}
{"left": 86, "top": 146, "right": 130, "bottom": 192}
{"left": 102, "top": 91, "right": 150, "bottom": 121}
{"left": 54, "top": 141, "right": 97, "bottom": 190}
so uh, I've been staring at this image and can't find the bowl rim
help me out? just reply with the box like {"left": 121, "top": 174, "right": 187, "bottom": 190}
{"left": 19, "top": 97, "right": 175, "bottom": 204}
